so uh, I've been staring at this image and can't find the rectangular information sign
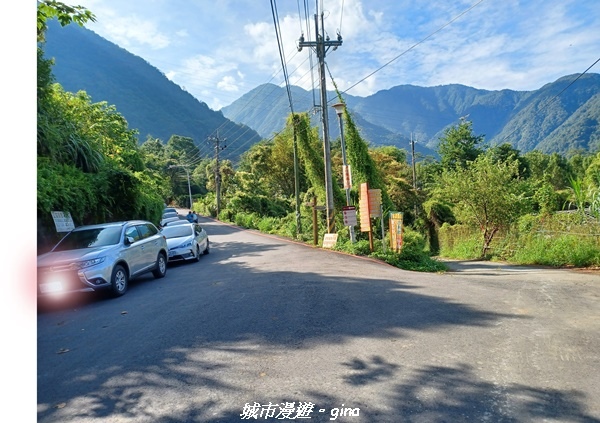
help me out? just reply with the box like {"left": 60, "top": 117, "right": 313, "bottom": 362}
{"left": 342, "top": 206, "right": 357, "bottom": 227}
{"left": 368, "top": 189, "right": 381, "bottom": 217}
{"left": 389, "top": 212, "right": 404, "bottom": 252}
{"left": 359, "top": 183, "right": 371, "bottom": 232}
{"left": 322, "top": 233, "right": 338, "bottom": 248}
{"left": 51, "top": 211, "right": 75, "bottom": 233}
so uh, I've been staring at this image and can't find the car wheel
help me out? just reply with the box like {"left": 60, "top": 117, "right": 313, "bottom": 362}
{"left": 152, "top": 253, "right": 167, "bottom": 278}
{"left": 110, "top": 265, "right": 128, "bottom": 297}
{"left": 195, "top": 245, "right": 201, "bottom": 262}
{"left": 203, "top": 239, "right": 210, "bottom": 255}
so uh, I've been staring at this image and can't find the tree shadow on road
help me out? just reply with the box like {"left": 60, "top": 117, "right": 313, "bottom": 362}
{"left": 37, "top": 224, "right": 599, "bottom": 422}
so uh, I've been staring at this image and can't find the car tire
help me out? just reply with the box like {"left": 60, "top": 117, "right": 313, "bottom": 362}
{"left": 110, "top": 265, "right": 128, "bottom": 297}
{"left": 152, "top": 253, "right": 167, "bottom": 278}
{"left": 195, "top": 245, "right": 201, "bottom": 262}
{"left": 203, "top": 240, "right": 210, "bottom": 255}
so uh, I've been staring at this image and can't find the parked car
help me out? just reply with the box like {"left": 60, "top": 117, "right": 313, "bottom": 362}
{"left": 160, "top": 211, "right": 180, "bottom": 227}
{"left": 160, "top": 222, "right": 209, "bottom": 262}
{"left": 163, "top": 219, "right": 189, "bottom": 227}
{"left": 163, "top": 207, "right": 177, "bottom": 214}
{"left": 160, "top": 217, "right": 180, "bottom": 227}
{"left": 37, "top": 220, "right": 168, "bottom": 298}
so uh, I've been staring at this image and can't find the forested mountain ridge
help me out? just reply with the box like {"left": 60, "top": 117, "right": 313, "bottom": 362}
{"left": 43, "top": 17, "right": 599, "bottom": 159}
{"left": 42, "top": 19, "right": 261, "bottom": 160}
{"left": 222, "top": 74, "right": 600, "bottom": 156}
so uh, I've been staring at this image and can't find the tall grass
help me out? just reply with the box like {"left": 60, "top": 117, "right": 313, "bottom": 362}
{"left": 438, "top": 213, "right": 600, "bottom": 267}
{"left": 509, "top": 233, "right": 600, "bottom": 267}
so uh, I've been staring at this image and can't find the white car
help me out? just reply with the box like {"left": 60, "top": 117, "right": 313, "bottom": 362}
{"left": 160, "top": 217, "right": 181, "bottom": 227}
{"left": 160, "top": 211, "right": 180, "bottom": 227}
{"left": 160, "top": 223, "right": 209, "bottom": 262}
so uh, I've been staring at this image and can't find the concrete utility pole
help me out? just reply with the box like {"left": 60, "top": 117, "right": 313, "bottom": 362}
{"left": 208, "top": 130, "right": 226, "bottom": 219}
{"left": 410, "top": 133, "right": 417, "bottom": 191}
{"left": 411, "top": 133, "right": 417, "bottom": 218}
{"left": 292, "top": 115, "right": 302, "bottom": 236}
{"left": 298, "top": 5, "right": 342, "bottom": 234}
{"left": 332, "top": 102, "right": 356, "bottom": 243}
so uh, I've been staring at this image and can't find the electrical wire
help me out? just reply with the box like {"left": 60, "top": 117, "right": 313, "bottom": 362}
{"left": 494, "top": 56, "right": 600, "bottom": 146}
{"left": 340, "top": 0, "right": 487, "bottom": 97}
{"left": 272, "top": 0, "right": 295, "bottom": 115}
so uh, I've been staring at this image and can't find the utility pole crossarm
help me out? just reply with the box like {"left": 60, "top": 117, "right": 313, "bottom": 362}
{"left": 298, "top": 33, "right": 342, "bottom": 51}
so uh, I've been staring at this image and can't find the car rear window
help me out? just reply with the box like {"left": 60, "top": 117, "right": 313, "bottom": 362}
{"left": 53, "top": 227, "right": 122, "bottom": 251}
{"left": 162, "top": 212, "right": 178, "bottom": 219}
{"left": 161, "top": 226, "right": 193, "bottom": 239}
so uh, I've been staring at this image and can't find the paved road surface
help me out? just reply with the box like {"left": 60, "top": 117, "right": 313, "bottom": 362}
{"left": 37, "top": 215, "right": 600, "bottom": 422}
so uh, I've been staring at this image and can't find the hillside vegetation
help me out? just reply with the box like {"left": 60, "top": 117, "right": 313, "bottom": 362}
{"left": 222, "top": 75, "right": 600, "bottom": 157}
{"left": 43, "top": 16, "right": 600, "bottom": 160}
{"left": 38, "top": 2, "right": 600, "bottom": 269}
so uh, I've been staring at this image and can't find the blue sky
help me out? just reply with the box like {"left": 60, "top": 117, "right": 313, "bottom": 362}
{"left": 67, "top": 0, "right": 600, "bottom": 111}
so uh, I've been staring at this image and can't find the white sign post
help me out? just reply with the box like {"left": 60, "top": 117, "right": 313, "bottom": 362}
{"left": 51, "top": 211, "right": 75, "bottom": 233}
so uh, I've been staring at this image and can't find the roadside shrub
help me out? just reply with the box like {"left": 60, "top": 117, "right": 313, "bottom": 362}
{"left": 233, "top": 212, "right": 260, "bottom": 229}
{"left": 438, "top": 223, "right": 481, "bottom": 259}
{"left": 334, "top": 239, "right": 372, "bottom": 255}
{"left": 333, "top": 227, "right": 446, "bottom": 272}
{"left": 257, "top": 216, "right": 278, "bottom": 233}
{"left": 510, "top": 234, "right": 600, "bottom": 267}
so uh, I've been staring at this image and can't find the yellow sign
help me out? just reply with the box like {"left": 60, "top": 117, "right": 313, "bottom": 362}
{"left": 359, "top": 183, "right": 371, "bottom": 232}
{"left": 389, "top": 212, "right": 404, "bottom": 252}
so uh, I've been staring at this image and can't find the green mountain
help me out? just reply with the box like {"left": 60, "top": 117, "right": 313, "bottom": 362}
{"left": 42, "top": 19, "right": 261, "bottom": 161}
{"left": 223, "top": 75, "right": 600, "bottom": 156}
{"left": 43, "top": 18, "right": 599, "bottom": 160}
{"left": 220, "top": 83, "right": 434, "bottom": 157}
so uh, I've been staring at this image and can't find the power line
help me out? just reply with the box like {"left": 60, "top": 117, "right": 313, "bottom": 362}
{"left": 271, "top": 0, "right": 295, "bottom": 115}
{"left": 495, "top": 56, "right": 600, "bottom": 146}
{"left": 340, "top": 0, "right": 487, "bottom": 97}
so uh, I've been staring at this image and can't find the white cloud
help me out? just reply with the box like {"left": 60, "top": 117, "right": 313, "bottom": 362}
{"left": 74, "top": 0, "right": 600, "bottom": 109}
{"left": 217, "top": 76, "right": 240, "bottom": 92}
{"left": 104, "top": 16, "right": 171, "bottom": 50}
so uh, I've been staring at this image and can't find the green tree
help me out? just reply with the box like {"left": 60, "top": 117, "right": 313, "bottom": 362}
{"left": 437, "top": 119, "right": 484, "bottom": 170}
{"left": 523, "top": 151, "right": 572, "bottom": 190}
{"left": 238, "top": 128, "right": 304, "bottom": 199}
{"left": 434, "top": 155, "right": 531, "bottom": 257}
{"left": 37, "top": 1, "right": 165, "bottom": 249}
{"left": 486, "top": 143, "right": 529, "bottom": 178}
{"left": 294, "top": 113, "right": 329, "bottom": 204}
{"left": 37, "top": 0, "right": 95, "bottom": 42}
{"left": 369, "top": 146, "right": 417, "bottom": 219}
{"left": 140, "top": 136, "right": 167, "bottom": 171}
{"left": 165, "top": 135, "right": 200, "bottom": 164}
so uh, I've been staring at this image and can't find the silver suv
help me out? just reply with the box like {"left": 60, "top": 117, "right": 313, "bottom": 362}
{"left": 37, "top": 220, "right": 168, "bottom": 298}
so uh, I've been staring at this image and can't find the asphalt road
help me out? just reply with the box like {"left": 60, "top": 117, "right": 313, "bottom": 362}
{"left": 37, "top": 215, "right": 600, "bottom": 422}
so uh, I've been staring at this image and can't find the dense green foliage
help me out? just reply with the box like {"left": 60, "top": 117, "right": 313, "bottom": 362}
{"left": 37, "top": 2, "right": 600, "bottom": 271}
{"left": 42, "top": 18, "right": 262, "bottom": 162}
{"left": 37, "top": 1, "right": 166, "bottom": 251}
{"left": 222, "top": 76, "right": 600, "bottom": 158}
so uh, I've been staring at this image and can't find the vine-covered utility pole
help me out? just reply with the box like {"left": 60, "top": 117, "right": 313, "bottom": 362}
{"left": 298, "top": 3, "right": 342, "bottom": 233}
